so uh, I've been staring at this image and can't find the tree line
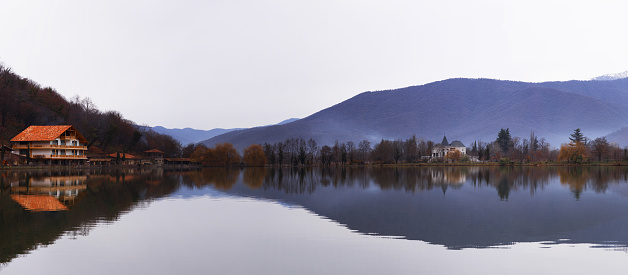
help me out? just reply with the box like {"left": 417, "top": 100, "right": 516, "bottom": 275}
{"left": 182, "top": 128, "right": 628, "bottom": 167}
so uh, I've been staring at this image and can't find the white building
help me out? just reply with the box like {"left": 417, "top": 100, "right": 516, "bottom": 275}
{"left": 11, "top": 125, "right": 88, "bottom": 165}
{"left": 432, "top": 136, "right": 466, "bottom": 158}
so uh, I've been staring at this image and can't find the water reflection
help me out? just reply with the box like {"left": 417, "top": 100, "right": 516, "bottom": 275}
{"left": 184, "top": 166, "right": 628, "bottom": 199}
{"left": 8, "top": 174, "right": 87, "bottom": 211}
{"left": 0, "top": 168, "right": 179, "bottom": 264}
{"left": 2, "top": 166, "right": 628, "bottom": 265}
{"left": 185, "top": 166, "right": 628, "bottom": 250}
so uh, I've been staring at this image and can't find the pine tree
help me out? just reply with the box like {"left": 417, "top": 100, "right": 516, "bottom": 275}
{"left": 569, "top": 128, "right": 584, "bottom": 143}
{"left": 496, "top": 128, "right": 511, "bottom": 153}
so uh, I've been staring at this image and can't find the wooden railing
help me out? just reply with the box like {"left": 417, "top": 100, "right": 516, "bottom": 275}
{"left": 50, "top": 155, "right": 87, "bottom": 159}
{"left": 12, "top": 145, "right": 87, "bottom": 150}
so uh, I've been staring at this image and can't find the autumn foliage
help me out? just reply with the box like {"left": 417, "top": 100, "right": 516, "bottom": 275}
{"left": 445, "top": 150, "right": 462, "bottom": 162}
{"left": 243, "top": 144, "right": 266, "bottom": 166}
{"left": 191, "top": 143, "right": 241, "bottom": 166}
{"left": 558, "top": 141, "right": 589, "bottom": 163}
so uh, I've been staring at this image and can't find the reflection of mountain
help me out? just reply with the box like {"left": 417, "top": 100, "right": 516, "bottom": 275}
{"left": 3, "top": 166, "right": 628, "bottom": 265}
{"left": 209, "top": 167, "right": 628, "bottom": 250}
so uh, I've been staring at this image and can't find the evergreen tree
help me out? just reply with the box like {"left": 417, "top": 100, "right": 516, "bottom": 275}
{"left": 496, "top": 128, "right": 511, "bottom": 153}
{"left": 569, "top": 128, "right": 584, "bottom": 143}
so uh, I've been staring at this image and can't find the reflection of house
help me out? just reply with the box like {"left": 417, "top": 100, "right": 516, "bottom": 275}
{"left": 10, "top": 175, "right": 87, "bottom": 211}
{"left": 429, "top": 168, "right": 467, "bottom": 185}
{"left": 11, "top": 195, "right": 69, "bottom": 211}
{"left": 11, "top": 125, "right": 88, "bottom": 165}
{"left": 432, "top": 136, "right": 466, "bottom": 158}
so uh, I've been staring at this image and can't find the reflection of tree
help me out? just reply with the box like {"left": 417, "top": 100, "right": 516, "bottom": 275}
{"left": 496, "top": 178, "right": 510, "bottom": 200}
{"left": 263, "top": 168, "right": 319, "bottom": 194}
{"left": 200, "top": 168, "right": 240, "bottom": 190}
{"left": 469, "top": 167, "right": 553, "bottom": 199}
{"left": 243, "top": 168, "right": 266, "bottom": 189}
{"left": 558, "top": 167, "right": 588, "bottom": 199}
{"left": 0, "top": 168, "right": 185, "bottom": 265}
{"left": 556, "top": 167, "right": 623, "bottom": 199}
{"left": 369, "top": 167, "right": 469, "bottom": 193}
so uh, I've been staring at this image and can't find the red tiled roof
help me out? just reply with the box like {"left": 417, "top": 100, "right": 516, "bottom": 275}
{"left": 145, "top": 149, "right": 165, "bottom": 154}
{"left": 108, "top": 153, "right": 138, "bottom": 159}
{"left": 10, "top": 125, "right": 88, "bottom": 143}
{"left": 11, "top": 194, "right": 69, "bottom": 211}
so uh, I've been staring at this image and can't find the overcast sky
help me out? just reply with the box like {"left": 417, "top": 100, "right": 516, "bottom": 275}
{"left": 1, "top": 0, "right": 628, "bottom": 130}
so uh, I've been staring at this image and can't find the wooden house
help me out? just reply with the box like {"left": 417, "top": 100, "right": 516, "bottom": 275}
{"left": 143, "top": 149, "right": 164, "bottom": 166}
{"left": 10, "top": 125, "right": 88, "bottom": 165}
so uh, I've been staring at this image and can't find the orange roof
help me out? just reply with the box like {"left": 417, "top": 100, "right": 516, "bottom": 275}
{"left": 11, "top": 194, "right": 69, "bottom": 211}
{"left": 108, "top": 152, "right": 138, "bottom": 159}
{"left": 11, "top": 125, "right": 88, "bottom": 143}
{"left": 145, "top": 149, "right": 165, "bottom": 154}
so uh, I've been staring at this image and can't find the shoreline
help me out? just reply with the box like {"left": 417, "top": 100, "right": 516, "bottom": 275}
{"left": 2, "top": 162, "right": 628, "bottom": 170}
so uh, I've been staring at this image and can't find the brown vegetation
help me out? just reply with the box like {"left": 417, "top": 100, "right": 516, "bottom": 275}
{"left": 0, "top": 64, "right": 181, "bottom": 157}
{"left": 243, "top": 144, "right": 266, "bottom": 166}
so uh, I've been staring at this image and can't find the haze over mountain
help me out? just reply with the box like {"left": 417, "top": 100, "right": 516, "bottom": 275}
{"left": 201, "top": 78, "right": 628, "bottom": 150}
{"left": 605, "top": 127, "right": 628, "bottom": 147}
{"left": 151, "top": 118, "right": 299, "bottom": 145}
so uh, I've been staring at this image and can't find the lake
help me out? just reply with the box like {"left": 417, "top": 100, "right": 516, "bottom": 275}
{"left": 2, "top": 166, "right": 628, "bottom": 274}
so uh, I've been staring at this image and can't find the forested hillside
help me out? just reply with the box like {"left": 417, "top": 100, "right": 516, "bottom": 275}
{"left": 0, "top": 64, "right": 181, "bottom": 157}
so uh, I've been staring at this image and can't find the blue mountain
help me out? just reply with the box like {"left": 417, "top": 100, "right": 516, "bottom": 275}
{"left": 200, "top": 78, "right": 628, "bottom": 149}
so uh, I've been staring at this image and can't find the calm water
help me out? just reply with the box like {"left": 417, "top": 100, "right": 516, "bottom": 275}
{"left": 2, "top": 166, "right": 628, "bottom": 274}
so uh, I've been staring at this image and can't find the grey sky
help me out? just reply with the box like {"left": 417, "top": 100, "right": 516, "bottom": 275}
{"left": 1, "top": 0, "right": 627, "bottom": 130}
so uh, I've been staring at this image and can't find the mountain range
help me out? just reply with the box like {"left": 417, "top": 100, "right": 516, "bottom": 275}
{"left": 198, "top": 77, "right": 628, "bottom": 150}
{"left": 151, "top": 118, "right": 298, "bottom": 145}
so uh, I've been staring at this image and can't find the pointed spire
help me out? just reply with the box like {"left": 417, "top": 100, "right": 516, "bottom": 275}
{"left": 441, "top": 135, "right": 449, "bottom": 146}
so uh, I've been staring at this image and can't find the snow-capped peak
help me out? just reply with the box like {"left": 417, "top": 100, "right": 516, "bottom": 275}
{"left": 591, "top": 70, "right": 628, "bottom": 81}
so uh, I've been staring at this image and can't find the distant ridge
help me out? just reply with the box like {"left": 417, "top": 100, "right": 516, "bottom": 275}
{"left": 151, "top": 118, "right": 299, "bottom": 145}
{"left": 592, "top": 70, "right": 628, "bottom": 81}
{"left": 604, "top": 127, "right": 628, "bottom": 147}
{"left": 200, "top": 77, "right": 628, "bottom": 150}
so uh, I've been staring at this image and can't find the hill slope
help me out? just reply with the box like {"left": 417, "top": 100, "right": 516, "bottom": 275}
{"left": 605, "top": 127, "right": 628, "bottom": 147}
{"left": 201, "top": 78, "right": 628, "bottom": 150}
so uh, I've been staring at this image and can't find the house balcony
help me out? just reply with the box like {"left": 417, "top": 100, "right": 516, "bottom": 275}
{"left": 12, "top": 144, "right": 87, "bottom": 150}
{"left": 49, "top": 155, "right": 87, "bottom": 159}
{"left": 30, "top": 154, "right": 88, "bottom": 160}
